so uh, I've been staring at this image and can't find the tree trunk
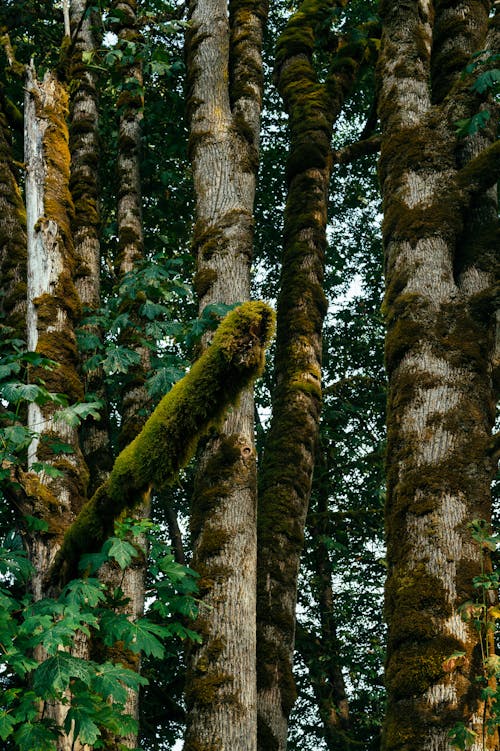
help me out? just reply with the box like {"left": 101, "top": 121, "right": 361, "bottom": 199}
{"left": 69, "top": 0, "right": 113, "bottom": 494}
{"left": 378, "top": 2, "right": 499, "bottom": 748}
{"left": 256, "top": 5, "right": 374, "bottom": 748}
{"left": 184, "top": 0, "right": 266, "bottom": 746}
{"left": 24, "top": 62, "right": 89, "bottom": 751}
{"left": 296, "top": 468, "right": 351, "bottom": 751}
{"left": 0, "top": 82, "right": 27, "bottom": 338}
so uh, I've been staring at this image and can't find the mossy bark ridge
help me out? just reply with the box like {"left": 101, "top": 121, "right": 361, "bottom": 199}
{"left": 110, "top": 0, "right": 151, "bottom": 451}
{"left": 185, "top": 0, "right": 267, "bottom": 745}
{"left": 378, "top": 0, "right": 499, "bottom": 748}
{"left": 256, "top": 2, "right": 376, "bottom": 748}
{"left": 49, "top": 301, "right": 274, "bottom": 587}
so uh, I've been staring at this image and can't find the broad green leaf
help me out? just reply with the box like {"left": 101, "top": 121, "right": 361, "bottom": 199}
{"left": 31, "top": 462, "right": 65, "bottom": 478}
{"left": 0, "top": 710, "right": 15, "bottom": 740}
{"left": 54, "top": 400, "right": 103, "bottom": 427}
{"left": 455, "top": 109, "right": 490, "bottom": 136}
{"left": 13, "top": 721, "right": 57, "bottom": 751}
{"left": 62, "top": 578, "right": 107, "bottom": 608}
{"left": 106, "top": 538, "right": 138, "bottom": 569}
{"left": 23, "top": 515, "right": 50, "bottom": 533}
{"left": 79, "top": 550, "right": 108, "bottom": 574}
{"left": 64, "top": 705, "right": 101, "bottom": 746}
{"left": 472, "top": 68, "right": 500, "bottom": 94}
{"left": 102, "top": 345, "right": 141, "bottom": 375}
{"left": 33, "top": 653, "right": 93, "bottom": 697}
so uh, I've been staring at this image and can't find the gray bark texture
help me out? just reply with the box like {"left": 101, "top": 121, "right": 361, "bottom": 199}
{"left": 378, "top": 2, "right": 499, "bottom": 749}
{"left": 184, "top": 0, "right": 266, "bottom": 746}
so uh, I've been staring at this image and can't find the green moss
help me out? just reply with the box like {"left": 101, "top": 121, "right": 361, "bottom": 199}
{"left": 191, "top": 220, "right": 230, "bottom": 261}
{"left": 185, "top": 672, "right": 235, "bottom": 708}
{"left": 51, "top": 302, "right": 275, "bottom": 584}
{"left": 193, "top": 267, "right": 218, "bottom": 299}
{"left": 196, "top": 528, "right": 232, "bottom": 559}
{"left": 386, "top": 636, "right": 462, "bottom": 700}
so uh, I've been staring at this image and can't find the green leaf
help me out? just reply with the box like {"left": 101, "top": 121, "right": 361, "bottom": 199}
{"left": 79, "top": 550, "right": 108, "bottom": 574}
{"left": 54, "top": 401, "right": 103, "bottom": 427}
{"left": 105, "top": 537, "right": 138, "bottom": 569}
{"left": 31, "top": 462, "right": 65, "bottom": 478}
{"left": 23, "top": 515, "right": 49, "bottom": 533}
{"left": 455, "top": 109, "right": 490, "bottom": 136}
{"left": 102, "top": 345, "right": 141, "bottom": 375}
{"left": 92, "top": 662, "right": 148, "bottom": 704}
{"left": 62, "top": 578, "right": 107, "bottom": 608}
{"left": 472, "top": 68, "right": 500, "bottom": 94}
{"left": 64, "top": 704, "right": 101, "bottom": 746}
{"left": 120, "top": 618, "right": 171, "bottom": 657}
{"left": 33, "top": 653, "right": 93, "bottom": 697}
{"left": 0, "top": 710, "right": 15, "bottom": 740}
{"left": 13, "top": 722, "right": 58, "bottom": 751}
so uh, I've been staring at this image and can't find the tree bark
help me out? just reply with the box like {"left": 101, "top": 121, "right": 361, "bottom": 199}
{"left": 0, "top": 82, "right": 27, "bottom": 338}
{"left": 378, "top": 2, "right": 499, "bottom": 748}
{"left": 24, "top": 62, "right": 89, "bottom": 751}
{"left": 69, "top": 0, "right": 113, "bottom": 494}
{"left": 256, "top": 5, "right": 376, "bottom": 748}
{"left": 184, "top": 0, "right": 267, "bottom": 746}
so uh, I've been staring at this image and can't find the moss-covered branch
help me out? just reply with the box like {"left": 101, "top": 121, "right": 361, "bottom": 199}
{"left": 49, "top": 301, "right": 274, "bottom": 585}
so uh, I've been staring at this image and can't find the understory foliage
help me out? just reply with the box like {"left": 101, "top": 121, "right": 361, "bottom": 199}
{"left": 0, "top": 0, "right": 498, "bottom": 749}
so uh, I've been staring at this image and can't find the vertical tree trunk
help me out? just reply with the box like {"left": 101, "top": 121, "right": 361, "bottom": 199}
{"left": 184, "top": 0, "right": 266, "bottom": 747}
{"left": 69, "top": 0, "right": 112, "bottom": 494}
{"left": 24, "top": 63, "right": 89, "bottom": 751}
{"left": 0, "top": 83, "right": 27, "bottom": 338}
{"left": 296, "top": 472, "right": 351, "bottom": 751}
{"left": 256, "top": 5, "right": 373, "bottom": 748}
{"left": 98, "top": 4, "right": 149, "bottom": 747}
{"left": 378, "top": 2, "right": 499, "bottom": 748}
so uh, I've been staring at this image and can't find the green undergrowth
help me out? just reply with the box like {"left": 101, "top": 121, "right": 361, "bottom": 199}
{"left": 0, "top": 516, "right": 200, "bottom": 750}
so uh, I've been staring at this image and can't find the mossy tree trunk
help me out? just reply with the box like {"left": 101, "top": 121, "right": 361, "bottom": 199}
{"left": 69, "top": 0, "right": 113, "bottom": 495}
{"left": 0, "top": 80, "right": 27, "bottom": 338}
{"left": 24, "top": 62, "right": 90, "bottom": 751}
{"left": 256, "top": 4, "right": 375, "bottom": 748}
{"left": 92, "top": 4, "right": 150, "bottom": 747}
{"left": 184, "top": 0, "right": 267, "bottom": 745}
{"left": 378, "top": 2, "right": 499, "bottom": 748}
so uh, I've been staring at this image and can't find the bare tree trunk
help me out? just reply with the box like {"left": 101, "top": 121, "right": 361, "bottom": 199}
{"left": 184, "top": 0, "right": 266, "bottom": 746}
{"left": 256, "top": 5, "right": 374, "bottom": 748}
{"left": 296, "top": 470, "right": 351, "bottom": 751}
{"left": 378, "top": 2, "right": 499, "bottom": 748}
{"left": 24, "top": 63, "right": 89, "bottom": 751}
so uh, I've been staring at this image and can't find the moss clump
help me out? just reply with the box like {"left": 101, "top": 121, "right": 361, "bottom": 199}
{"left": 185, "top": 672, "right": 235, "bottom": 708}
{"left": 193, "top": 267, "right": 218, "bottom": 299}
{"left": 386, "top": 636, "right": 462, "bottom": 700}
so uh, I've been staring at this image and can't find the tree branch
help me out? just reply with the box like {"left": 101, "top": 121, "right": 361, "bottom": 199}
{"left": 333, "top": 134, "right": 381, "bottom": 164}
{"left": 48, "top": 302, "right": 275, "bottom": 586}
